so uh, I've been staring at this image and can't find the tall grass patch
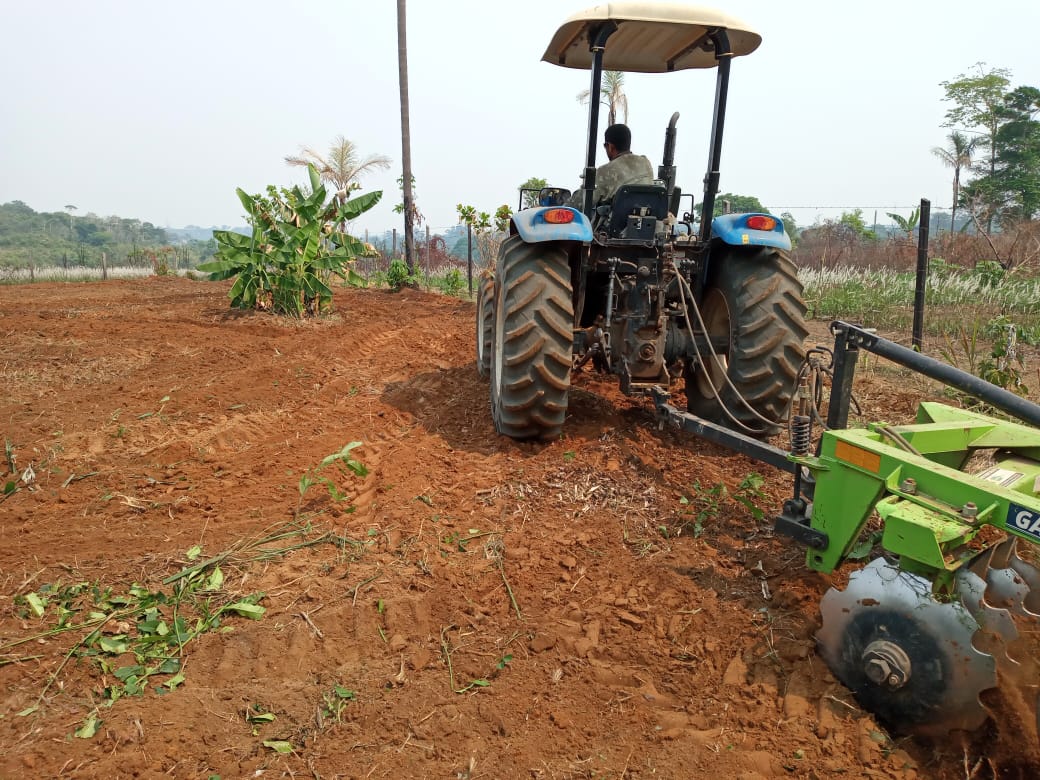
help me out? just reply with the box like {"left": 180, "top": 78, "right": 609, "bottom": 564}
{"left": 799, "top": 265, "right": 1040, "bottom": 345}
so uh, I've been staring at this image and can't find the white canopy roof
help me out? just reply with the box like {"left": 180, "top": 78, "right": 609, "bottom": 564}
{"left": 542, "top": 2, "right": 761, "bottom": 72}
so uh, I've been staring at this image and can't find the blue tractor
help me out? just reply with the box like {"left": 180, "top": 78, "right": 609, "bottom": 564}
{"left": 477, "top": 2, "right": 807, "bottom": 441}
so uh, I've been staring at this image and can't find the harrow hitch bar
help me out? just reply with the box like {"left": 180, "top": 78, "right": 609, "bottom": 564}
{"left": 828, "top": 320, "right": 1040, "bottom": 429}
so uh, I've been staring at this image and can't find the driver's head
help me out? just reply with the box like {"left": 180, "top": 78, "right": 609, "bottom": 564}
{"left": 603, "top": 124, "right": 632, "bottom": 159}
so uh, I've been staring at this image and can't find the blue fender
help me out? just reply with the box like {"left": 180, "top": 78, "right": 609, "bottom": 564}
{"left": 511, "top": 206, "right": 593, "bottom": 243}
{"left": 711, "top": 213, "right": 792, "bottom": 251}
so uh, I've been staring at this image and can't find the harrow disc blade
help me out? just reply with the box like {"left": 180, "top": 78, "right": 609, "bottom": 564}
{"left": 956, "top": 568, "right": 1021, "bottom": 650}
{"left": 817, "top": 558, "right": 997, "bottom": 736}
{"left": 972, "top": 537, "right": 1040, "bottom": 619}
{"left": 1009, "top": 542, "right": 1040, "bottom": 616}
{"left": 973, "top": 540, "right": 1040, "bottom": 750}
{"left": 985, "top": 566, "right": 1040, "bottom": 619}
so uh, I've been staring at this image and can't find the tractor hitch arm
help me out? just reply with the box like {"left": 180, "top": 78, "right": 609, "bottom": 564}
{"left": 650, "top": 386, "right": 795, "bottom": 474}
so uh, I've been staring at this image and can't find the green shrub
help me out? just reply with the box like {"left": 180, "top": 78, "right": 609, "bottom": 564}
{"left": 386, "top": 259, "right": 415, "bottom": 292}
{"left": 973, "top": 260, "right": 1005, "bottom": 288}
{"left": 441, "top": 268, "right": 465, "bottom": 297}
{"left": 197, "top": 164, "right": 380, "bottom": 317}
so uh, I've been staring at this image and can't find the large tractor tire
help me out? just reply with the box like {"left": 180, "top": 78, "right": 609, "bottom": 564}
{"left": 686, "top": 246, "right": 807, "bottom": 436}
{"left": 476, "top": 276, "right": 494, "bottom": 378}
{"left": 491, "top": 236, "right": 573, "bottom": 440}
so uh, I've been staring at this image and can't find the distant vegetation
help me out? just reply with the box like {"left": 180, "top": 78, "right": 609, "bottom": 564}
{"left": 0, "top": 200, "right": 216, "bottom": 277}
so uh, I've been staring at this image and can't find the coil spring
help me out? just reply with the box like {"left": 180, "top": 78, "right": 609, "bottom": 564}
{"left": 791, "top": 414, "right": 812, "bottom": 457}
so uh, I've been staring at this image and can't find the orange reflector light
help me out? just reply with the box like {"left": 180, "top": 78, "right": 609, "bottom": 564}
{"left": 543, "top": 208, "right": 575, "bottom": 224}
{"left": 746, "top": 215, "right": 777, "bottom": 231}
{"left": 834, "top": 440, "right": 881, "bottom": 473}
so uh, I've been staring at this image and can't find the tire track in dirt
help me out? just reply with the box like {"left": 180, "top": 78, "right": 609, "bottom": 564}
{"left": 349, "top": 431, "right": 392, "bottom": 523}
{"left": 171, "top": 407, "right": 292, "bottom": 459}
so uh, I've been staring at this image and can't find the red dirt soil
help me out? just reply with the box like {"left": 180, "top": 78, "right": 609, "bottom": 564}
{"left": 0, "top": 277, "right": 1036, "bottom": 779}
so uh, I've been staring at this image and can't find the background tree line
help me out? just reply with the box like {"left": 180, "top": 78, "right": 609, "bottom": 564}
{"left": 0, "top": 200, "right": 216, "bottom": 272}
{"left": 795, "top": 63, "right": 1039, "bottom": 273}
{"left": 936, "top": 63, "right": 1040, "bottom": 231}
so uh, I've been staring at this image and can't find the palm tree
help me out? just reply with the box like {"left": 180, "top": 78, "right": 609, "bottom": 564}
{"left": 64, "top": 204, "right": 77, "bottom": 240}
{"left": 931, "top": 131, "right": 976, "bottom": 233}
{"left": 577, "top": 71, "right": 628, "bottom": 126}
{"left": 397, "top": 0, "right": 416, "bottom": 276}
{"left": 285, "top": 136, "right": 391, "bottom": 205}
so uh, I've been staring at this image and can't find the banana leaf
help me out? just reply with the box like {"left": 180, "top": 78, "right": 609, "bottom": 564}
{"left": 339, "top": 191, "right": 382, "bottom": 221}
{"left": 303, "top": 274, "right": 334, "bottom": 301}
{"left": 307, "top": 165, "right": 321, "bottom": 196}
{"left": 235, "top": 188, "right": 261, "bottom": 218}
{"left": 344, "top": 268, "right": 368, "bottom": 288}
{"left": 196, "top": 258, "right": 244, "bottom": 279}
{"left": 331, "top": 232, "right": 369, "bottom": 255}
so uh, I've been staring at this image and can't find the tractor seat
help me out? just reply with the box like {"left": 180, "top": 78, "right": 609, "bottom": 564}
{"left": 606, "top": 184, "right": 668, "bottom": 239}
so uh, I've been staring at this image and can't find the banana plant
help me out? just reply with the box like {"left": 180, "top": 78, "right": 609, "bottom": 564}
{"left": 198, "top": 164, "right": 379, "bottom": 316}
{"left": 885, "top": 207, "right": 921, "bottom": 241}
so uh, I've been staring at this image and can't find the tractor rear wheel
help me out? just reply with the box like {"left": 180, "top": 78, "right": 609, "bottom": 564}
{"left": 476, "top": 276, "right": 494, "bottom": 378}
{"left": 491, "top": 236, "right": 573, "bottom": 440}
{"left": 686, "top": 246, "right": 807, "bottom": 436}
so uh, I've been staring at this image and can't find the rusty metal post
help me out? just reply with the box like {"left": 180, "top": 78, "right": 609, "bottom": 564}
{"left": 911, "top": 198, "right": 930, "bottom": 351}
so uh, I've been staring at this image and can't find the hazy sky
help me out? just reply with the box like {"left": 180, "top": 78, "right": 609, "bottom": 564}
{"left": 3, "top": 1, "right": 1039, "bottom": 236}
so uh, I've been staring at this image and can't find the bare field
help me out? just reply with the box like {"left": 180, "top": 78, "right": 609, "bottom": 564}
{"left": 0, "top": 277, "right": 1036, "bottom": 779}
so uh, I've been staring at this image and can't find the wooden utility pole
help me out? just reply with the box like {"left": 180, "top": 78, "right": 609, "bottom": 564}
{"left": 466, "top": 224, "right": 473, "bottom": 295}
{"left": 397, "top": 0, "right": 416, "bottom": 277}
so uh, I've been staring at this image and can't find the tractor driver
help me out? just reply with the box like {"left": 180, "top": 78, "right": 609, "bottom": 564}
{"left": 567, "top": 123, "right": 654, "bottom": 211}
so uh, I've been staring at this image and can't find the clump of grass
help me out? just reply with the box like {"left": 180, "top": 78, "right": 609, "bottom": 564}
{"left": 425, "top": 267, "right": 467, "bottom": 297}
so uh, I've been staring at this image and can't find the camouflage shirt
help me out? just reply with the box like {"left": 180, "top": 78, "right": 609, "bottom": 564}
{"left": 567, "top": 151, "right": 654, "bottom": 209}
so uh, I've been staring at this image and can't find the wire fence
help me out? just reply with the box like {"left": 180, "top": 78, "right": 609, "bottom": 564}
{"left": 354, "top": 223, "right": 493, "bottom": 280}
{"left": 5, "top": 202, "right": 1031, "bottom": 291}
{"left": 358, "top": 202, "right": 960, "bottom": 263}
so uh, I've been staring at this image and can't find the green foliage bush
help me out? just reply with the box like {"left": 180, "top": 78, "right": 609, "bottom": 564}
{"left": 197, "top": 165, "right": 380, "bottom": 317}
{"left": 385, "top": 258, "right": 415, "bottom": 292}
{"left": 973, "top": 259, "right": 1005, "bottom": 287}
{"left": 440, "top": 268, "right": 465, "bottom": 297}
